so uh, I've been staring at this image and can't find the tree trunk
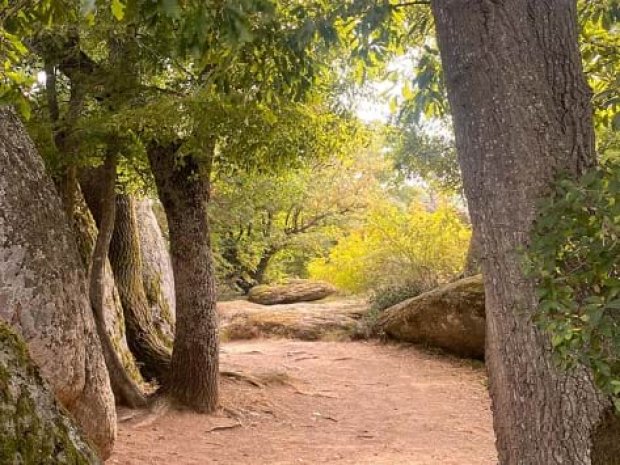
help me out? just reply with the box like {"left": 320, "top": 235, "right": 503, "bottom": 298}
{"left": 88, "top": 153, "right": 147, "bottom": 408}
{"left": 0, "top": 321, "right": 103, "bottom": 465}
{"left": 0, "top": 106, "right": 116, "bottom": 458}
{"left": 250, "top": 246, "right": 278, "bottom": 285}
{"left": 55, "top": 168, "right": 144, "bottom": 389}
{"left": 147, "top": 142, "right": 219, "bottom": 412}
{"left": 109, "top": 194, "right": 172, "bottom": 383}
{"left": 431, "top": 1, "right": 618, "bottom": 463}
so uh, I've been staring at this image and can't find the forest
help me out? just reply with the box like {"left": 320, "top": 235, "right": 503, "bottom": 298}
{"left": 0, "top": 0, "right": 618, "bottom": 464}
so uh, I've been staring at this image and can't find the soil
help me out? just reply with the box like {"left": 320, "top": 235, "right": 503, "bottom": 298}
{"left": 108, "top": 340, "right": 497, "bottom": 465}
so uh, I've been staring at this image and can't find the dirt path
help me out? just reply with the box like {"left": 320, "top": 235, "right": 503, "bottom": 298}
{"left": 108, "top": 340, "right": 497, "bottom": 465}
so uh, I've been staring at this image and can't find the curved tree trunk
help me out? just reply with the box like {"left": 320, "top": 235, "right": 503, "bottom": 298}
{"left": 109, "top": 194, "right": 172, "bottom": 383}
{"left": 147, "top": 142, "right": 219, "bottom": 413}
{"left": 88, "top": 154, "right": 147, "bottom": 408}
{"left": 250, "top": 246, "right": 278, "bottom": 285}
{"left": 57, "top": 169, "right": 144, "bottom": 387}
{"left": 0, "top": 321, "right": 103, "bottom": 465}
{"left": 0, "top": 106, "right": 116, "bottom": 458}
{"left": 431, "top": 1, "right": 619, "bottom": 463}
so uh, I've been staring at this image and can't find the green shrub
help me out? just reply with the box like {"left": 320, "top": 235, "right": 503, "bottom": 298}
{"left": 526, "top": 158, "right": 620, "bottom": 409}
{"left": 369, "top": 281, "right": 428, "bottom": 313}
{"left": 308, "top": 201, "right": 470, "bottom": 293}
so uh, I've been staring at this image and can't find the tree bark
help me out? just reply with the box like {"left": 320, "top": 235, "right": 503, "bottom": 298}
{"left": 147, "top": 142, "right": 219, "bottom": 413}
{"left": 431, "top": 1, "right": 618, "bottom": 463}
{"left": 88, "top": 153, "right": 147, "bottom": 408}
{"left": 109, "top": 194, "right": 172, "bottom": 383}
{"left": 250, "top": 246, "right": 278, "bottom": 285}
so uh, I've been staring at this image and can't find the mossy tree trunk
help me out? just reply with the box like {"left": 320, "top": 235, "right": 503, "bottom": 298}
{"left": 147, "top": 141, "right": 219, "bottom": 413}
{"left": 87, "top": 153, "right": 147, "bottom": 408}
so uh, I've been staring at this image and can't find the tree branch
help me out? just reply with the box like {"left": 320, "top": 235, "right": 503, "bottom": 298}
{"left": 391, "top": 1, "right": 431, "bottom": 8}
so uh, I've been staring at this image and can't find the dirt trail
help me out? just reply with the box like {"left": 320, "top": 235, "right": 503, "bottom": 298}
{"left": 108, "top": 340, "right": 496, "bottom": 465}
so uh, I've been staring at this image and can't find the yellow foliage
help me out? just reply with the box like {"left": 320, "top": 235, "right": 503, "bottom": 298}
{"left": 308, "top": 200, "right": 471, "bottom": 293}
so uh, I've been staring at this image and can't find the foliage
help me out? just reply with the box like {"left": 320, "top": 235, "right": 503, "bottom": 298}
{"left": 390, "top": 125, "right": 461, "bottom": 193}
{"left": 308, "top": 199, "right": 471, "bottom": 294}
{"left": 527, "top": 158, "right": 620, "bottom": 409}
{"left": 579, "top": 0, "right": 620, "bottom": 132}
{"left": 369, "top": 280, "right": 425, "bottom": 313}
{"left": 211, "top": 142, "right": 385, "bottom": 292}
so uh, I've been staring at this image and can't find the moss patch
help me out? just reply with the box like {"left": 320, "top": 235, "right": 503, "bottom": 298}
{"left": 0, "top": 322, "right": 101, "bottom": 465}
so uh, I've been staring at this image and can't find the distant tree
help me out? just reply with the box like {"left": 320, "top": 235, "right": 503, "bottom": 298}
{"left": 212, "top": 144, "right": 381, "bottom": 292}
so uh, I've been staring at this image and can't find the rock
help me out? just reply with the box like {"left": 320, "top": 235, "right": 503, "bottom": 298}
{"left": 0, "top": 107, "right": 116, "bottom": 457}
{"left": 375, "top": 275, "right": 485, "bottom": 359}
{"left": 0, "top": 322, "right": 102, "bottom": 465}
{"left": 72, "top": 182, "right": 143, "bottom": 385}
{"left": 136, "top": 199, "right": 176, "bottom": 341}
{"left": 219, "top": 299, "right": 368, "bottom": 341}
{"left": 248, "top": 280, "right": 336, "bottom": 305}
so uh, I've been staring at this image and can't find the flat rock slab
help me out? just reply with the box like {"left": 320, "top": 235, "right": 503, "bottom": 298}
{"left": 218, "top": 299, "right": 368, "bottom": 341}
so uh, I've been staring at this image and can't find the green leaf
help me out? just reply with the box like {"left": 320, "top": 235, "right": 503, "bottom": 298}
{"left": 111, "top": 0, "right": 126, "bottom": 20}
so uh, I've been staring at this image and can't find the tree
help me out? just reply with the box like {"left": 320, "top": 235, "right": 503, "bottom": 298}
{"left": 82, "top": 178, "right": 172, "bottom": 384}
{"left": 211, "top": 146, "right": 377, "bottom": 292}
{"left": 430, "top": 0, "right": 619, "bottom": 463}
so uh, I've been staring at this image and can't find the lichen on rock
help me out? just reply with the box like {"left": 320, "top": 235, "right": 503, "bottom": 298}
{"left": 0, "top": 322, "right": 102, "bottom": 465}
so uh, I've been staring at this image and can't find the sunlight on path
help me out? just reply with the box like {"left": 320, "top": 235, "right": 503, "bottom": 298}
{"left": 108, "top": 341, "right": 497, "bottom": 465}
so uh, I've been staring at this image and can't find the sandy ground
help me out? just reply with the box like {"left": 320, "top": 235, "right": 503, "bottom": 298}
{"left": 108, "top": 340, "right": 497, "bottom": 465}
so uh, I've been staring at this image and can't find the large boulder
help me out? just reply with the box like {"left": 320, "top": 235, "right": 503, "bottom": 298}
{"left": 248, "top": 279, "right": 336, "bottom": 305}
{"left": 0, "top": 107, "right": 116, "bottom": 457}
{"left": 0, "top": 322, "right": 102, "bottom": 465}
{"left": 72, "top": 182, "right": 143, "bottom": 384}
{"left": 375, "top": 275, "right": 485, "bottom": 359}
{"left": 219, "top": 299, "right": 368, "bottom": 341}
{"left": 136, "top": 199, "right": 176, "bottom": 341}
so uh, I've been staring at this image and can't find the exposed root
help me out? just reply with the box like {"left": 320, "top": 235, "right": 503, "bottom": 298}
{"left": 119, "top": 396, "right": 171, "bottom": 428}
{"left": 221, "top": 370, "right": 265, "bottom": 388}
{"left": 205, "top": 421, "right": 242, "bottom": 433}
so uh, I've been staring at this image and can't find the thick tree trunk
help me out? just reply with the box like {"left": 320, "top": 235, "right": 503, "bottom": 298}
{"left": 147, "top": 142, "right": 219, "bottom": 412}
{"left": 431, "top": 1, "right": 618, "bottom": 464}
{"left": 0, "top": 321, "right": 102, "bottom": 465}
{"left": 88, "top": 154, "right": 147, "bottom": 408}
{"left": 109, "top": 194, "right": 172, "bottom": 383}
{"left": 0, "top": 106, "right": 116, "bottom": 458}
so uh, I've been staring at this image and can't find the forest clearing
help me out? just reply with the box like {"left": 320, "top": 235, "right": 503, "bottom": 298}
{"left": 1, "top": 0, "right": 618, "bottom": 464}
